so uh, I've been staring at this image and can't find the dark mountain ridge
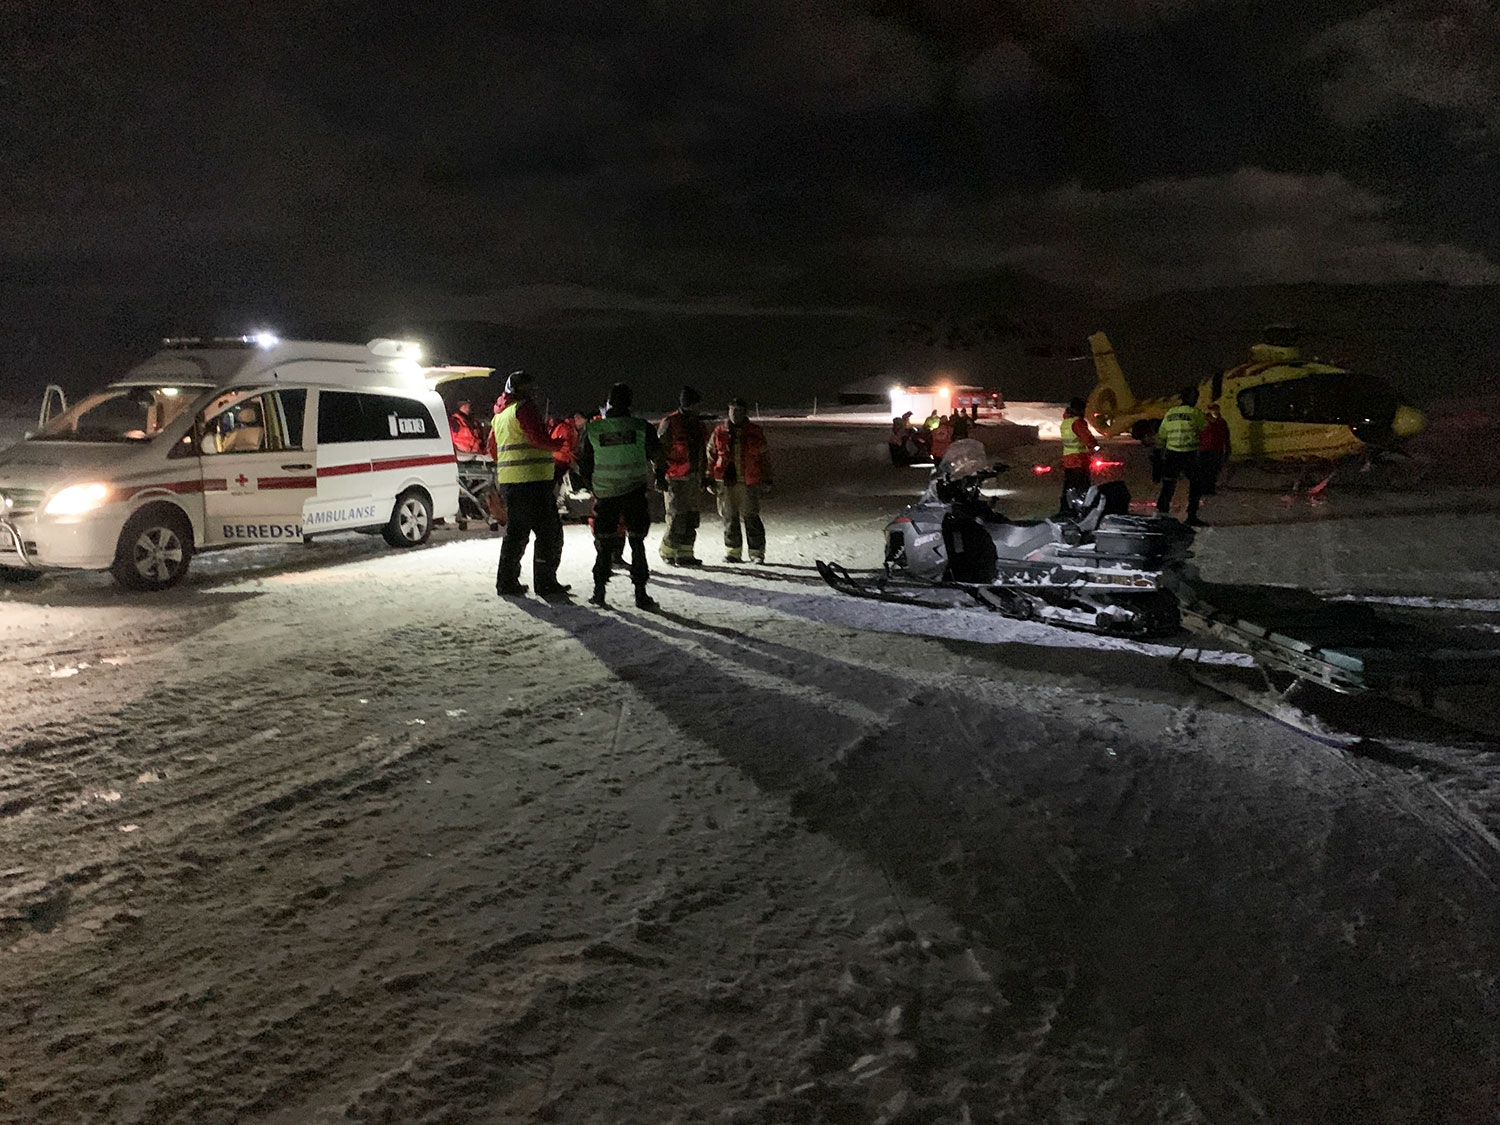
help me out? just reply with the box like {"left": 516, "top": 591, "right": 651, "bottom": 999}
{"left": 2, "top": 279, "right": 1495, "bottom": 411}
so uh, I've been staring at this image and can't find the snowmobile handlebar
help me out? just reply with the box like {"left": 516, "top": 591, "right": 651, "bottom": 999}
{"left": 958, "top": 465, "right": 1004, "bottom": 485}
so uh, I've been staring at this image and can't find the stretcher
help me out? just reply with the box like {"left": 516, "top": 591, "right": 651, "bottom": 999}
{"left": 455, "top": 455, "right": 504, "bottom": 530}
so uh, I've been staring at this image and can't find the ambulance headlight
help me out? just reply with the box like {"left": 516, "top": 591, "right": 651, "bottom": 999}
{"left": 44, "top": 482, "right": 111, "bottom": 516}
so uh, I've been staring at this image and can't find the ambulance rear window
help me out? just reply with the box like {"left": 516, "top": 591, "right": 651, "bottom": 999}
{"left": 318, "top": 392, "right": 438, "bottom": 444}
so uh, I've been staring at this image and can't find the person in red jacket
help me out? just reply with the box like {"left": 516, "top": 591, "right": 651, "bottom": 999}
{"left": 929, "top": 414, "right": 956, "bottom": 462}
{"left": 707, "top": 397, "right": 772, "bottom": 563}
{"left": 448, "top": 400, "right": 485, "bottom": 454}
{"left": 1196, "top": 400, "right": 1232, "bottom": 496}
{"left": 656, "top": 385, "right": 707, "bottom": 566}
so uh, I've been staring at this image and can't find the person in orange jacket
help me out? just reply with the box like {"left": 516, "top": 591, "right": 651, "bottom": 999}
{"left": 448, "top": 400, "right": 485, "bottom": 454}
{"left": 549, "top": 410, "right": 586, "bottom": 497}
{"left": 706, "top": 397, "right": 772, "bottom": 563}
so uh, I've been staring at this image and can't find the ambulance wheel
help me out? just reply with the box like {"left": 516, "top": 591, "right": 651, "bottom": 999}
{"left": 112, "top": 506, "right": 193, "bottom": 591}
{"left": 383, "top": 489, "right": 433, "bottom": 548}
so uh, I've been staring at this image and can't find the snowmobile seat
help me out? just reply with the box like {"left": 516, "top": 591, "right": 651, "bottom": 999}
{"left": 1070, "top": 480, "right": 1132, "bottom": 532}
{"left": 989, "top": 520, "right": 1057, "bottom": 556}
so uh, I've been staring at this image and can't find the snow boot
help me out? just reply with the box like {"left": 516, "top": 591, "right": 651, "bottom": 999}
{"left": 634, "top": 587, "right": 659, "bottom": 611}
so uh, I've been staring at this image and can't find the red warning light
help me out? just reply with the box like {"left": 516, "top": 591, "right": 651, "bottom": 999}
{"left": 1032, "top": 464, "right": 1053, "bottom": 475}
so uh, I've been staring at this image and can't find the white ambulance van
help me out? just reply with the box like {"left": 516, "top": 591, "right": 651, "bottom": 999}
{"left": 0, "top": 335, "right": 477, "bottom": 591}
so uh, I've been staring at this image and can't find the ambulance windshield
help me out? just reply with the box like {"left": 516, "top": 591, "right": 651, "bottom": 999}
{"left": 31, "top": 384, "right": 209, "bottom": 443}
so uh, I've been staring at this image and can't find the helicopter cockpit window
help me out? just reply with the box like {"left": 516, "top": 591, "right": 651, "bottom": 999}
{"left": 1237, "top": 373, "right": 1398, "bottom": 426}
{"left": 30, "top": 384, "right": 206, "bottom": 443}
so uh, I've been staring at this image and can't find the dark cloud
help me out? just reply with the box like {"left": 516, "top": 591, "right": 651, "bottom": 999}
{"left": 1307, "top": 1, "right": 1500, "bottom": 137}
{"left": 858, "top": 167, "right": 1500, "bottom": 296}
{"left": 0, "top": 0, "right": 1496, "bottom": 336}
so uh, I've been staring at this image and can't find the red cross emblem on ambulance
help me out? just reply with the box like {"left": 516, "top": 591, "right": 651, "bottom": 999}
{"left": 228, "top": 472, "right": 257, "bottom": 495}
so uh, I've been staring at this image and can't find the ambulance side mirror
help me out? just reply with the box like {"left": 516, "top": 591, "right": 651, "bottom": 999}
{"left": 169, "top": 424, "right": 202, "bottom": 459}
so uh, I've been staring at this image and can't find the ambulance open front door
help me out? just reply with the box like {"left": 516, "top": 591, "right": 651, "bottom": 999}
{"left": 197, "top": 389, "right": 316, "bottom": 547}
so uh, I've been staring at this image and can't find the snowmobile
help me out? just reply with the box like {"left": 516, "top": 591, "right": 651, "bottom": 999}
{"left": 818, "top": 439, "right": 1194, "bottom": 637}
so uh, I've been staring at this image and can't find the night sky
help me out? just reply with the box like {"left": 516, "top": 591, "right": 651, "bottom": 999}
{"left": 2, "top": 1, "right": 1497, "bottom": 398}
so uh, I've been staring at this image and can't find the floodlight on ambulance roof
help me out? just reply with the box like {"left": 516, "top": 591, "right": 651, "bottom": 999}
{"left": 367, "top": 338, "right": 424, "bottom": 361}
{"left": 251, "top": 331, "right": 279, "bottom": 349}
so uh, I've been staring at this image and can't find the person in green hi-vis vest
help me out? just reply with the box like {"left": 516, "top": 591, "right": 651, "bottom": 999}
{"left": 577, "top": 382, "right": 666, "bottom": 610}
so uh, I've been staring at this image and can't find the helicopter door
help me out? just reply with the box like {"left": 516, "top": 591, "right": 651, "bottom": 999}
{"left": 1234, "top": 385, "right": 1274, "bottom": 459}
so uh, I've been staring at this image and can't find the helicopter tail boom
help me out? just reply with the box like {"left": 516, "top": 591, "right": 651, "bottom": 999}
{"left": 1085, "top": 331, "right": 1141, "bottom": 435}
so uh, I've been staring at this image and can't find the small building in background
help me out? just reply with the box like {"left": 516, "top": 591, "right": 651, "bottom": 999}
{"left": 888, "top": 382, "right": 1004, "bottom": 421}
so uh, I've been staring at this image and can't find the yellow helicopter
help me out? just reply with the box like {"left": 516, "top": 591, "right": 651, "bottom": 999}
{"left": 1084, "top": 328, "right": 1428, "bottom": 463}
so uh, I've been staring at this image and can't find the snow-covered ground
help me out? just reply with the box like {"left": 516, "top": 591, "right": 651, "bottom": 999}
{"left": 3, "top": 406, "right": 1500, "bottom": 1123}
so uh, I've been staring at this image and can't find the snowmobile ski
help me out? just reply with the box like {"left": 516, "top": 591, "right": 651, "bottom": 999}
{"left": 815, "top": 560, "right": 964, "bottom": 611}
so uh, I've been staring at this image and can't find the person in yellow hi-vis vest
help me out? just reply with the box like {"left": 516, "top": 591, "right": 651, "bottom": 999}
{"left": 1155, "top": 387, "right": 1209, "bottom": 527}
{"left": 491, "top": 371, "right": 570, "bottom": 599}
{"left": 1058, "top": 396, "right": 1099, "bottom": 516}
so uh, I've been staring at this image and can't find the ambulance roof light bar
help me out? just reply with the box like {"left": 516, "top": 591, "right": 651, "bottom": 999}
{"left": 161, "top": 334, "right": 279, "bottom": 349}
{"left": 368, "top": 338, "right": 424, "bottom": 361}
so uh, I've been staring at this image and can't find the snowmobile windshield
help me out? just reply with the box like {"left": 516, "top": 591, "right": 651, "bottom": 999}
{"left": 938, "top": 439, "right": 990, "bottom": 481}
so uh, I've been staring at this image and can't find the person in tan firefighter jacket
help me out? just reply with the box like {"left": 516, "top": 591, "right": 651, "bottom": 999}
{"left": 491, "top": 371, "right": 570, "bottom": 599}
{"left": 577, "top": 382, "right": 666, "bottom": 609}
{"left": 656, "top": 385, "right": 708, "bottom": 566}
{"left": 707, "top": 398, "right": 772, "bottom": 563}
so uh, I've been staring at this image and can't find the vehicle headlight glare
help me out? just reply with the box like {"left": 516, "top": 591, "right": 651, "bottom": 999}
{"left": 44, "top": 482, "right": 111, "bottom": 516}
